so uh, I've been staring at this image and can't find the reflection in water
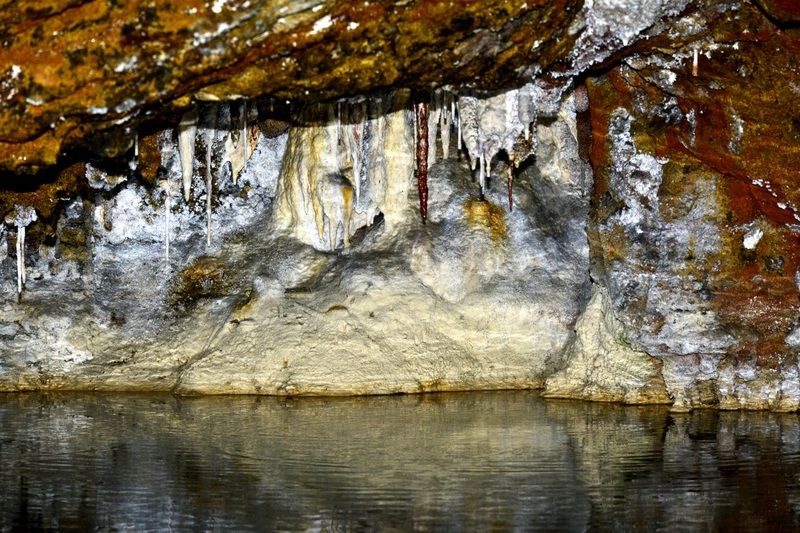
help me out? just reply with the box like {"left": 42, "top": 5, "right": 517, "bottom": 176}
{"left": 1, "top": 391, "right": 799, "bottom": 530}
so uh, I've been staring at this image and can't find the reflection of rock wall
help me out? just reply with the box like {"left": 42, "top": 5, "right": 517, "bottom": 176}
{"left": 3, "top": 392, "right": 800, "bottom": 530}
{"left": 548, "top": 398, "right": 800, "bottom": 530}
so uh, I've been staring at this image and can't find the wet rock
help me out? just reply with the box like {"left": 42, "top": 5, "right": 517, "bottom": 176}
{"left": 1, "top": 0, "right": 799, "bottom": 410}
{"left": 0, "top": 0, "right": 583, "bottom": 173}
{"left": 544, "top": 286, "right": 671, "bottom": 404}
{"left": 587, "top": 0, "right": 800, "bottom": 409}
{"left": 0, "top": 91, "right": 591, "bottom": 396}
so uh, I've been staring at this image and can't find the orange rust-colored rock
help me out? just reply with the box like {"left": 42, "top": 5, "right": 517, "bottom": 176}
{"left": 135, "top": 130, "right": 163, "bottom": 186}
{"left": 0, "top": 0, "right": 580, "bottom": 173}
{"left": 0, "top": 160, "right": 87, "bottom": 254}
{"left": 587, "top": 0, "right": 800, "bottom": 363}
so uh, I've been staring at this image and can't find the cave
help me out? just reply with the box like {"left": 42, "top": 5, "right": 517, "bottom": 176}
{"left": 1, "top": 0, "right": 799, "bottom": 413}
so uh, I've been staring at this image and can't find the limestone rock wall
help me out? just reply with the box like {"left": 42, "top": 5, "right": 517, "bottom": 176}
{"left": 1, "top": 0, "right": 799, "bottom": 410}
{"left": 586, "top": 0, "right": 800, "bottom": 410}
{"left": 0, "top": 88, "right": 593, "bottom": 396}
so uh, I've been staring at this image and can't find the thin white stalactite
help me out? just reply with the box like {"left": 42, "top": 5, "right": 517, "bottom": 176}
{"left": 206, "top": 129, "right": 213, "bottom": 247}
{"left": 455, "top": 85, "right": 540, "bottom": 198}
{"left": 236, "top": 101, "right": 246, "bottom": 185}
{"left": 355, "top": 102, "right": 367, "bottom": 203}
{"left": 427, "top": 95, "right": 440, "bottom": 170}
{"left": 457, "top": 111, "right": 462, "bottom": 151}
{"left": 20, "top": 226, "right": 25, "bottom": 286}
{"left": 6, "top": 205, "right": 36, "bottom": 295}
{"left": 161, "top": 179, "right": 171, "bottom": 265}
{"left": 478, "top": 152, "right": 484, "bottom": 192}
{"left": 341, "top": 105, "right": 351, "bottom": 173}
{"left": 178, "top": 109, "right": 198, "bottom": 202}
{"left": 484, "top": 152, "right": 490, "bottom": 192}
{"left": 16, "top": 227, "right": 22, "bottom": 294}
{"left": 440, "top": 91, "right": 450, "bottom": 159}
{"left": 352, "top": 140, "right": 360, "bottom": 202}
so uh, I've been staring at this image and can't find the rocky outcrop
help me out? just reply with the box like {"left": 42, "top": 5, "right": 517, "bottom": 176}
{"left": 543, "top": 286, "right": 671, "bottom": 404}
{"left": 0, "top": 90, "right": 591, "bottom": 396}
{"left": 0, "top": 0, "right": 583, "bottom": 173}
{"left": 1, "top": 0, "right": 799, "bottom": 410}
{"left": 0, "top": 0, "right": 695, "bottom": 173}
{"left": 586, "top": 0, "right": 800, "bottom": 410}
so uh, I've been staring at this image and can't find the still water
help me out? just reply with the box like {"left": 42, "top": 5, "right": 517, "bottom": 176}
{"left": 1, "top": 391, "right": 799, "bottom": 531}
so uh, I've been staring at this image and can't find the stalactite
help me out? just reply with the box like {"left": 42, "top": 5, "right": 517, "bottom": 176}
{"left": 130, "top": 130, "right": 139, "bottom": 171}
{"left": 223, "top": 130, "right": 236, "bottom": 182}
{"left": 478, "top": 153, "right": 485, "bottom": 192}
{"left": 427, "top": 94, "right": 441, "bottom": 170}
{"left": 160, "top": 179, "right": 171, "bottom": 264}
{"left": 236, "top": 101, "right": 247, "bottom": 185}
{"left": 178, "top": 108, "right": 198, "bottom": 202}
{"left": 16, "top": 226, "right": 24, "bottom": 294}
{"left": 343, "top": 185, "right": 353, "bottom": 248}
{"left": 414, "top": 100, "right": 429, "bottom": 223}
{"left": 457, "top": 107, "right": 462, "bottom": 151}
{"left": 366, "top": 96, "right": 385, "bottom": 227}
{"left": 440, "top": 91, "right": 451, "bottom": 159}
{"left": 340, "top": 100, "right": 367, "bottom": 203}
{"left": 456, "top": 84, "right": 542, "bottom": 197}
{"left": 507, "top": 158, "right": 514, "bottom": 212}
{"left": 5, "top": 205, "right": 37, "bottom": 295}
{"left": 223, "top": 102, "right": 258, "bottom": 186}
{"left": 206, "top": 128, "right": 213, "bottom": 247}
{"left": 275, "top": 92, "right": 412, "bottom": 252}
{"left": 355, "top": 101, "right": 367, "bottom": 202}
{"left": 484, "top": 153, "right": 490, "bottom": 190}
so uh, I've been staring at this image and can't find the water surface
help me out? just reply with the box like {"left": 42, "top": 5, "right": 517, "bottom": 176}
{"left": 1, "top": 391, "right": 799, "bottom": 531}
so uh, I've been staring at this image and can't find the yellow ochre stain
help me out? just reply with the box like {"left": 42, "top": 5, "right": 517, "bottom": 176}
{"left": 342, "top": 185, "right": 353, "bottom": 248}
{"left": 463, "top": 197, "right": 507, "bottom": 242}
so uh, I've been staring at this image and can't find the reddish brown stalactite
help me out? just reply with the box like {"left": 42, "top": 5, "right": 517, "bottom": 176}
{"left": 415, "top": 101, "right": 429, "bottom": 223}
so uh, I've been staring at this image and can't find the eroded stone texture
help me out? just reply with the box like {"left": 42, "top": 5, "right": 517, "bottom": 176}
{"left": 1, "top": 0, "right": 799, "bottom": 409}
{"left": 0, "top": 0, "right": 583, "bottom": 173}
{"left": 0, "top": 90, "right": 591, "bottom": 395}
{"left": 0, "top": 0, "right": 691, "bottom": 261}
{"left": 587, "top": 0, "right": 800, "bottom": 409}
{"left": 544, "top": 287, "right": 671, "bottom": 404}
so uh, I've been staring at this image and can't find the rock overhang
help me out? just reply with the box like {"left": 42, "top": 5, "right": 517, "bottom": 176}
{"left": 1, "top": 0, "right": 799, "bottom": 409}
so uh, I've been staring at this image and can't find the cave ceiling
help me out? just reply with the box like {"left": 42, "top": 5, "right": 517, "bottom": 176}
{"left": 0, "top": 0, "right": 584, "bottom": 174}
